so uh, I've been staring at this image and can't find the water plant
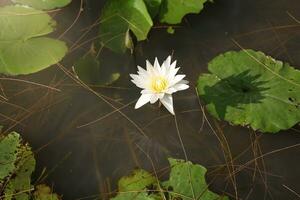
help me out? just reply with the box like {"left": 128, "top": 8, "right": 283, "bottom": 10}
{"left": 0, "top": 3, "right": 69, "bottom": 75}
{"left": 98, "top": 0, "right": 212, "bottom": 53}
{"left": 130, "top": 56, "right": 189, "bottom": 115}
{"left": 111, "top": 158, "right": 229, "bottom": 200}
{"left": 197, "top": 49, "right": 300, "bottom": 133}
{"left": 0, "top": 130, "right": 60, "bottom": 200}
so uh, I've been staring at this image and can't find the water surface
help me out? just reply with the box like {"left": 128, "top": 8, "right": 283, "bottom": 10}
{"left": 0, "top": 0, "right": 300, "bottom": 199}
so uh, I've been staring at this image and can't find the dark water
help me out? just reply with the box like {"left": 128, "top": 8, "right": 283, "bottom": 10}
{"left": 0, "top": 0, "right": 300, "bottom": 199}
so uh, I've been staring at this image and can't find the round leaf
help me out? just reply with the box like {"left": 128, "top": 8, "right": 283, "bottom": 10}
{"left": 0, "top": 5, "right": 68, "bottom": 75}
{"left": 159, "top": 0, "right": 211, "bottom": 24}
{"left": 11, "top": 0, "right": 71, "bottom": 10}
{"left": 118, "top": 169, "right": 156, "bottom": 192}
{"left": 111, "top": 169, "right": 160, "bottom": 200}
{"left": 0, "top": 132, "right": 21, "bottom": 182}
{"left": 143, "top": 0, "right": 162, "bottom": 17}
{"left": 197, "top": 50, "right": 300, "bottom": 133}
{"left": 99, "top": 0, "right": 153, "bottom": 53}
{"left": 4, "top": 144, "right": 35, "bottom": 200}
{"left": 163, "top": 158, "right": 229, "bottom": 200}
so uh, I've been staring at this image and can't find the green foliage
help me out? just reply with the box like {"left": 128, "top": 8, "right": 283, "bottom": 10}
{"left": 0, "top": 131, "right": 60, "bottom": 200}
{"left": 74, "top": 54, "right": 120, "bottom": 86}
{"left": 159, "top": 0, "right": 211, "bottom": 24}
{"left": 143, "top": 0, "right": 162, "bottom": 17}
{"left": 11, "top": 0, "right": 71, "bottom": 10}
{"left": 0, "top": 132, "right": 22, "bottom": 183}
{"left": 33, "top": 185, "right": 60, "bottom": 200}
{"left": 99, "top": 0, "right": 211, "bottom": 53}
{"left": 197, "top": 50, "right": 300, "bottom": 133}
{"left": 0, "top": 5, "right": 67, "bottom": 75}
{"left": 4, "top": 144, "right": 35, "bottom": 200}
{"left": 164, "top": 158, "right": 229, "bottom": 200}
{"left": 112, "top": 169, "right": 161, "bottom": 200}
{"left": 99, "top": 0, "right": 153, "bottom": 53}
{"left": 0, "top": 132, "right": 35, "bottom": 200}
{"left": 167, "top": 26, "right": 175, "bottom": 34}
{"left": 111, "top": 158, "right": 228, "bottom": 200}
{"left": 118, "top": 169, "right": 156, "bottom": 192}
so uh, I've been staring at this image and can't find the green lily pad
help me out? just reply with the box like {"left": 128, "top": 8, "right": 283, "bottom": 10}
{"left": 99, "top": 0, "right": 153, "bottom": 53}
{"left": 197, "top": 50, "right": 300, "bottom": 133}
{"left": 164, "top": 158, "right": 229, "bottom": 200}
{"left": 112, "top": 169, "right": 161, "bottom": 200}
{"left": 11, "top": 0, "right": 71, "bottom": 10}
{"left": 74, "top": 54, "right": 120, "bottom": 86}
{"left": 4, "top": 144, "right": 35, "bottom": 200}
{"left": 159, "top": 0, "right": 211, "bottom": 24}
{"left": 111, "top": 159, "right": 228, "bottom": 200}
{"left": 0, "top": 131, "right": 61, "bottom": 200}
{"left": 143, "top": 0, "right": 162, "bottom": 17}
{"left": 0, "top": 5, "right": 68, "bottom": 75}
{"left": 118, "top": 169, "right": 156, "bottom": 192}
{"left": 0, "top": 132, "right": 36, "bottom": 200}
{"left": 33, "top": 184, "right": 60, "bottom": 200}
{"left": 0, "top": 132, "right": 21, "bottom": 183}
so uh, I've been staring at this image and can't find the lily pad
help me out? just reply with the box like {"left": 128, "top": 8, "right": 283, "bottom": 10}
{"left": 143, "top": 0, "right": 162, "bottom": 18}
{"left": 197, "top": 50, "right": 300, "bottom": 133}
{"left": 0, "top": 5, "right": 68, "bottom": 75}
{"left": 118, "top": 169, "right": 156, "bottom": 192}
{"left": 74, "top": 54, "right": 120, "bottom": 86}
{"left": 0, "top": 131, "right": 61, "bottom": 200}
{"left": 4, "top": 144, "right": 35, "bottom": 200}
{"left": 164, "top": 158, "right": 229, "bottom": 200}
{"left": 159, "top": 0, "right": 211, "bottom": 24}
{"left": 111, "top": 158, "right": 228, "bottom": 200}
{"left": 99, "top": 0, "right": 153, "bottom": 53}
{"left": 112, "top": 169, "right": 161, "bottom": 200}
{"left": 0, "top": 132, "right": 36, "bottom": 200}
{"left": 0, "top": 132, "right": 21, "bottom": 183}
{"left": 33, "top": 184, "right": 60, "bottom": 200}
{"left": 11, "top": 0, "right": 71, "bottom": 10}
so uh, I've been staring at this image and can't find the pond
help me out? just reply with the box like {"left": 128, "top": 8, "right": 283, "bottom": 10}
{"left": 0, "top": 0, "right": 300, "bottom": 199}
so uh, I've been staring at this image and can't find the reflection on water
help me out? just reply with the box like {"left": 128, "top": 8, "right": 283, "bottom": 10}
{"left": 0, "top": 0, "right": 300, "bottom": 199}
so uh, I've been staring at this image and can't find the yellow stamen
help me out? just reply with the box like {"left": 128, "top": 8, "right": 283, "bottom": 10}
{"left": 151, "top": 76, "right": 168, "bottom": 93}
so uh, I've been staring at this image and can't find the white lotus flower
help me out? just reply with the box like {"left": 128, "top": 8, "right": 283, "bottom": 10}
{"left": 130, "top": 56, "right": 189, "bottom": 115}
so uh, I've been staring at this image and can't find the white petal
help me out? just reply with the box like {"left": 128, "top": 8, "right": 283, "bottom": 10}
{"left": 166, "top": 66, "right": 180, "bottom": 81}
{"left": 170, "top": 60, "right": 177, "bottom": 71}
{"left": 141, "top": 89, "right": 152, "bottom": 94}
{"left": 130, "top": 74, "right": 146, "bottom": 89}
{"left": 173, "top": 83, "right": 189, "bottom": 91}
{"left": 135, "top": 94, "right": 151, "bottom": 109}
{"left": 170, "top": 74, "right": 186, "bottom": 85}
{"left": 178, "top": 80, "right": 189, "bottom": 85}
{"left": 164, "top": 56, "right": 172, "bottom": 68}
{"left": 154, "top": 57, "right": 160, "bottom": 72}
{"left": 137, "top": 66, "right": 147, "bottom": 76}
{"left": 161, "top": 56, "right": 172, "bottom": 76}
{"left": 146, "top": 60, "right": 155, "bottom": 75}
{"left": 131, "top": 80, "right": 144, "bottom": 89}
{"left": 130, "top": 74, "right": 139, "bottom": 80}
{"left": 146, "top": 60, "right": 152, "bottom": 69}
{"left": 160, "top": 94, "right": 174, "bottom": 115}
{"left": 150, "top": 94, "right": 159, "bottom": 104}
{"left": 165, "top": 87, "right": 177, "bottom": 94}
{"left": 157, "top": 93, "right": 165, "bottom": 99}
{"left": 161, "top": 63, "right": 167, "bottom": 76}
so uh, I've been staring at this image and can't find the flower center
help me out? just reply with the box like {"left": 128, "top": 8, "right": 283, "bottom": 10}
{"left": 151, "top": 76, "right": 168, "bottom": 93}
